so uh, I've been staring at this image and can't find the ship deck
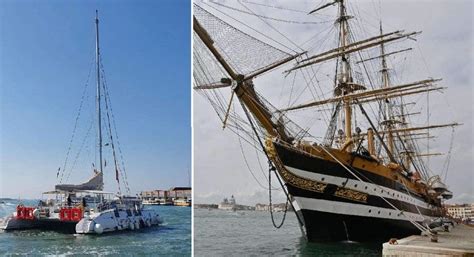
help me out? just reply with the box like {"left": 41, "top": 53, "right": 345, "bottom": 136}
{"left": 382, "top": 224, "right": 474, "bottom": 256}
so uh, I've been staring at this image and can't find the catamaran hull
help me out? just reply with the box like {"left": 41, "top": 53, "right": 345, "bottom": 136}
{"left": 75, "top": 208, "right": 163, "bottom": 234}
{"left": 1, "top": 215, "right": 77, "bottom": 233}
{"left": 272, "top": 142, "right": 442, "bottom": 242}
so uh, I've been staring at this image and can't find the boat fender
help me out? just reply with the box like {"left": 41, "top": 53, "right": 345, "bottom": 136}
{"left": 146, "top": 220, "right": 151, "bottom": 227}
{"left": 129, "top": 220, "right": 135, "bottom": 230}
{"left": 33, "top": 209, "right": 40, "bottom": 219}
{"left": 94, "top": 223, "right": 103, "bottom": 234}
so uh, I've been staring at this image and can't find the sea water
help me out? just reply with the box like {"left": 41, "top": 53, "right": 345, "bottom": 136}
{"left": 194, "top": 208, "right": 381, "bottom": 256}
{"left": 0, "top": 199, "right": 191, "bottom": 256}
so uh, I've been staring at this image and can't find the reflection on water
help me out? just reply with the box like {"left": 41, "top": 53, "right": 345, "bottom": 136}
{"left": 195, "top": 208, "right": 381, "bottom": 256}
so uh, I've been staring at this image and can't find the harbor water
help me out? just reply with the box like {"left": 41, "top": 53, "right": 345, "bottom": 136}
{"left": 194, "top": 208, "right": 381, "bottom": 256}
{"left": 0, "top": 199, "right": 191, "bottom": 256}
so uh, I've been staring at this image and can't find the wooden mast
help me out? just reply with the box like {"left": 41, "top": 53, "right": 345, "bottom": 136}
{"left": 338, "top": 0, "right": 353, "bottom": 152}
{"left": 379, "top": 22, "right": 395, "bottom": 156}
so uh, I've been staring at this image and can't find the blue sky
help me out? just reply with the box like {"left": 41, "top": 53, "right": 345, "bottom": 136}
{"left": 0, "top": 0, "right": 191, "bottom": 198}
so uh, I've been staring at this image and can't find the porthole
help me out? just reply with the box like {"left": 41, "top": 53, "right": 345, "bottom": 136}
{"left": 365, "top": 186, "right": 368, "bottom": 190}
{"left": 381, "top": 190, "right": 384, "bottom": 193}
{"left": 374, "top": 188, "right": 376, "bottom": 192}
{"left": 321, "top": 177, "right": 325, "bottom": 181}
{"left": 368, "top": 210, "right": 372, "bottom": 213}
{"left": 378, "top": 211, "right": 381, "bottom": 214}
{"left": 354, "top": 184, "right": 358, "bottom": 188}
{"left": 389, "top": 212, "right": 391, "bottom": 216}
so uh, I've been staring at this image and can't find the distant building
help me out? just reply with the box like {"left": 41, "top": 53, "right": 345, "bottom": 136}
{"left": 255, "top": 203, "right": 290, "bottom": 212}
{"left": 445, "top": 204, "right": 474, "bottom": 220}
{"left": 255, "top": 203, "right": 269, "bottom": 211}
{"left": 140, "top": 187, "right": 191, "bottom": 206}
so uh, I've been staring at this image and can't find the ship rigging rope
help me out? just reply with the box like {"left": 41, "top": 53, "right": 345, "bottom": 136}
{"left": 241, "top": 0, "right": 315, "bottom": 14}
{"left": 442, "top": 127, "right": 455, "bottom": 182}
{"left": 100, "top": 57, "right": 131, "bottom": 195}
{"left": 209, "top": 1, "right": 332, "bottom": 25}
{"left": 59, "top": 54, "right": 95, "bottom": 183}
{"left": 102, "top": 74, "right": 122, "bottom": 195}
{"left": 239, "top": 101, "right": 304, "bottom": 230}
{"left": 237, "top": 1, "right": 305, "bottom": 52}
{"left": 236, "top": 116, "right": 277, "bottom": 190}
{"left": 231, "top": 93, "right": 281, "bottom": 190}
{"left": 65, "top": 118, "right": 94, "bottom": 182}
{"left": 201, "top": 2, "right": 297, "bottom": 54}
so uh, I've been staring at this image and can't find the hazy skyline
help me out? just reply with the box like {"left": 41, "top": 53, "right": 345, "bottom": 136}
{"left": 194, "top": 0, "right": 473, "bottom": 205}
{"left": 0, "top": 0, "right": 191, "bottom": 198}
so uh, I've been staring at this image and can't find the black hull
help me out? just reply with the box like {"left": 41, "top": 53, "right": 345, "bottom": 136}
{"left": 4, "top": 219, "right": 77, "bottom": 234}
{"left": 272, "top": 142, "right": 441, "bottom": 242}
{"left": 296, "top": 209, "right": 421, "bottom": 242}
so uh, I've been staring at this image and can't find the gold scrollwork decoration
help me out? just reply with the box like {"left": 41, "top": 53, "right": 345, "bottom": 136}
{"left": 334, "top": 187, "right": 368, "bottom": 203}
{"left": 278, "top": 168, "right": 328, "bottom": 193}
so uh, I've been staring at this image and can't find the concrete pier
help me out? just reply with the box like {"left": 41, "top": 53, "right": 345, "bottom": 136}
{"left": 382, "top": 224, "right": 474, "bottom": 256}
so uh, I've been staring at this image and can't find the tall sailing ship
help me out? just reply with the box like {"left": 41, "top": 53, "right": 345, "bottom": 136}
{"left": 193, "top": 1, "right": 459, "bottom": 241}
{"left": 1, "top": 11, "right": 162, "bottom": 234}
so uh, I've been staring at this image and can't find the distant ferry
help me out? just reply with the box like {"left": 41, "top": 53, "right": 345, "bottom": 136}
{"left": 218, "top": 196, "right": 237, "bottom": 211}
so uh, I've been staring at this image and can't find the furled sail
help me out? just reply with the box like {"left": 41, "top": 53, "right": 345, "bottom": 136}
{"left": 55, "top": 171, "right": 103, "bottom": 191}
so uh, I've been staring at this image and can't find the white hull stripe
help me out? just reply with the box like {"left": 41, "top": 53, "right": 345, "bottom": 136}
{"left": 293, "top": 196, "right": 437, "bottom": 222}
{"left": 285, "top": 165, "right": 430, "bottom": 209}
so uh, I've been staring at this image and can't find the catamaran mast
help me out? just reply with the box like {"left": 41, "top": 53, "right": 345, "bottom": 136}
{"left": 95, "top": 10, "right": 103, "bottom": 174}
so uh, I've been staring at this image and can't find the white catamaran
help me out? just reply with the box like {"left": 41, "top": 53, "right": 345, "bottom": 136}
{"left": 1, "top": 11, "right": 162, "bottom": 234}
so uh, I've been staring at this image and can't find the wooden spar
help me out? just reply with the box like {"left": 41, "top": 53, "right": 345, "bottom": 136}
{"left": 286, "top": 31, "right": 420, "bottom": 73}
{"left": 356, "top": 47, "right": 412, "bottom": 64}
{"left": 395, "top": 135, "right": 435, "bottom": 141}
{"left": 361, "top": 122, "right": 461, "bottom": 136}
{"left": 398, "top": 132, "right": 429, "bottom": 137}
{"left": 394, "top": 111, "right": 421, "bottom": 118}
{"left": 300, "top": 30, "right": 402, "bottom": 63}
{"left": 193, "top": 17, "right": 237, "bottom": 80}
{"left": 193, "top": 15, "right": 296, "bottom": 140}
{"left": 356, "top": 87, "right": 444, "bottom": 105}
{"left": 414, "top": 153, "right": 444, "bottom": 157}
{"left": 194, "top": 82, "right": 231, "bottom": 90}
{"left": 280, "top": 78, "right": 441, "bottom": 112}
{"left": 308, "top": 0, "right": 338, "bottom": 14}
{"left": 222, "top": 91, "right": 235, "bottom": 129}
{"left": 194, "top": 52, "right": 304, "bottom": 90}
